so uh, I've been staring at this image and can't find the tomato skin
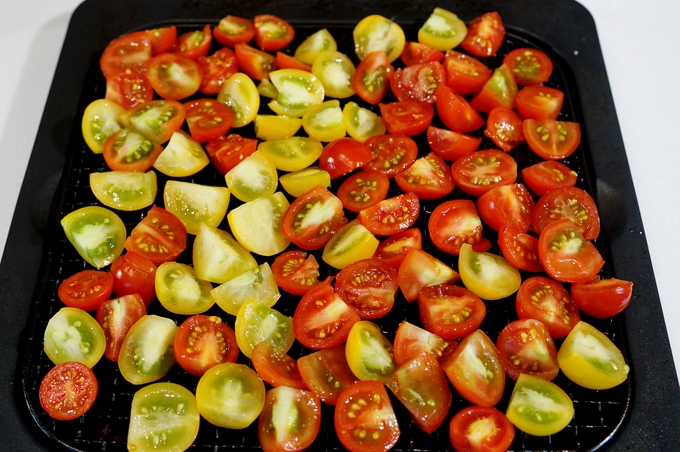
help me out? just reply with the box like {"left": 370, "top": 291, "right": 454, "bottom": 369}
{"left": 449, "top": 406, "right": 515, "bottom": 452}
{"left": 426, "top": 126, "right": 481, "bottom": 162}
{"left": 39, "top": 361, "right": 98, "bottom": 421}
{"left": 428, "top": 199, "right": 491, "bottom": 255}
{"left": 358, "top": 192, "right": 420, "bottom": 236}
{"left": 498, "top": 228, "right": 543, "bottom": 273}
{"left": 298, "top": 345, "right": 359, "bottom": 406}
{"left": 258, "top": 387, "right": 321, "bottom": 452}
{"left": 110, "top": 251, "right": 157, "bottom": 307}
{"left": 334, "top": 380, "right": 400, "bottom": 452}
{"left": 524, "top": 118, "right": 581, "bottom": 160}
{"left": 418, "top": 284, "right": 486, "bottom": 340}
{"left": 335, "top": 258, "right": 399, "bottom": 319}
{"left": 390, "top": 61, "right": 446, "bottom": 104}
{"left": 476, "top": 183, "right": 535, "bottom": 233}
{"left": 484, "top": 106, "right": 525, "bottom": 152}
{"left": 442, "top": 50, "right": 491, "bottom": 95}
{"left": 197, "top": 48, "right": 240, "bottom": 95}
{"left": 516, "top": 276, "right": 581, "bottom": 339}
{"left": 516, "top": 85, "right": 564, "bottom": 120}
{"left": 319, "top": 138, "right": 372, "bottom": 179}
{"left": 497, "top": 318, "right": 560, "bottom": 381}
{"left": 174, "top": 315, "right": 238, "bottom": 376}
{"left": 173, "top": 24, "right": 212, "bottom": 60}
{"left": 271, "top": 250, "right": 323, "bottom": 296}
{"left": 105, "top": 69, "right": 153, "bottom": 110}
{"left": 451, "top": 149, "right": 518, "bottom": 197}
{"left": 395, "top": 152, "right": 455, "bottom": 200}
{"left": 522, "top": 160, "right": 577, "bottom": 196}
{"left": 571, "top": 278, "right": 633, "bottom": 318}
{"left": 214, "top": 15, "right": 255, "bottom": 47}
{"left": 147, "top": 52, "right": 203, "bottom": 100}
{"left": 337, "top": 170, "right": 390, "bottom": 213}
{"left": 95, "top": 294, "right": 146, "bottom": 362}
{"left": 364, "top": 134, "right": 418, "bottom": 177}
{"left": 58, "top": 270, "right": 113, "bottom": 311}
{"left": 436, "top": 85, "right": 484, "bottom": 133}
{"left": 254, "top": 14, "right": 295, "bottom": 51}
{"left": 379, "top": 100, "right": 434, "bottom": 136}
{"left": 504, "top": 47, "right": 553, "bottom": 86}
{"left": 251, "top": 341, "right": 307, "bottom": 390}
{"left": 124, "top": 205, "right": 187, "bottom": 265}
{"left": 532, "top": 186, "right": 601, "bottom": 241}
{"left": 373, "top": 228, "right": 422, "bottom": 269}
{"left": 461, "top": 11, "right": 505, "bottom": 57}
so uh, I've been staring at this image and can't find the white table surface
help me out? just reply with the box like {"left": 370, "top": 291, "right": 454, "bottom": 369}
{"left": 1, "top": 0, "right": 679, "bottom": 383}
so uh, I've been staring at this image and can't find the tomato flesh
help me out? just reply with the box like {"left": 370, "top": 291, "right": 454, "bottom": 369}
{"left": 174, "top": 315, "right": 238, "bottom": 376}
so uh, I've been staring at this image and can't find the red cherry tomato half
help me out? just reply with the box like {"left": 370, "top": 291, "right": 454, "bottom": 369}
{"left": 234, "top": 43, "right": 277, "bottom": 81}
{"left": 336, "top": 170, "right": 390, "bottom": 213}
{"left": 400, "top": 41, "right": 444, "bottom": 66}
{"left": 358, "top": 192, "right": 420, "bottom": 236}
{"left": 461, "top": 11, "right": 505, "bottom": 57}
{"left": 205, "top": 134, "right": 258, "bottom": 174}
{"left": 174, "top": 314, "right": 238, "bottom": 376}
{"left": 522, "top": 160, "right": 578, "bottom": 196}
{"left": 449, "top": 406, "right": 515, "bottom": 452}
{"left": 297, "top": 346, "right": 359, "bottom": 406}
{"left": 428, "top": 199, "right": 491, "bottom": 255}
{"left": 172, "top": 24, "right": 212, "bottom": 60}
{"left": 58, "top": 270, "right": 113, "bottom": 312}
{"left": 335, "top": 258, "right": 399, "bottom": 319}
{"left": 319, "top": 138, "right": 372, "bottom": 179}
{"left": 418, "top": 284, "right": 486, "bottom": 340}
{"left": 197, "top": 47, "right": 240, "bottom": 95}
{"left": 96, "top": 294, "right": 147, "bottom": 362}
{"left": 451, "top": 149, "right": 518, "bottom": 197}
{"left": 102, "top": 128, "right": 163, "bottom": 172}
{"left": 395, "top": 152, "right": 455, "bottom": 200}
{"left": 389, "top": 61, "right": 446, "bottom": 104}
{"left": 100, "top": 31, "right": 152, "bottom": 78}
{"left": 364, "top": 134, "right": 418, "bottom": 177}
{"left": 254, "top": 14, "right": 295, "bottom": 51}
{"left": 442, "top": 50, "right": 492, "bottom": 95}
{"left": 105, "top": 70, "right": 153, "bottom": 110}
{"left": 109, "top": 251, "right": 157, "bottom": 307}
{"left": 516, "top": 85, "right": 564, "bottom": 120}
{"left": 484, "top": 106, "right": 525, "bottom": 152}
{"left": 147, "top": 25, "right": 177, "bottom": 55}
{"left": 532, "top": 186, "right": 601, "bottom": 241}
{"left": 571, "top": 277, "right": 634, "bottom": 318}
{"left": 184, "top": 98, "right": 235, "bottom": 143}
{"left": 524, "top": 118, "right": 581, "bottom": 160}
{"left": 39, "top": 361, "right": 98, "bottom": 421}
{"left": 258, "top": 386, "right": 321, "bottom": 452}
{"left": 379, "top": 100, "right": 434, "bottom": 136}
{"left": 498, "top": 228, "right": 543, "bottom": 273}
{"left": 124, "top": 205, "right": 188, "bottom": 266}
{"left": 352, "top": 50, "right": 394, "bottom": 105}
{"left": 477, "top": 183, "right": 535, "bottom": 233}
{"left": 503, "top": 47, "right": 554, "bottom": 86}
{"left": 147, "top": 52, "right": 203, "bottom": 100}
{"left": 516, "top": 276, "right": 581, "bottom": 338}
{"left": 213, "top": 15, "right": 255, "bottom": 47}
{"left": 281, "top": 186, "right": 347, "bottom": 250}
{"left": 496, "top": 318, "right": 560, "bottom": 380}
{"left": 271, "top": 250, "right": 323, "bottom": 296}
{"left": 373, "top": 228, "right": 422, "bottom": 269}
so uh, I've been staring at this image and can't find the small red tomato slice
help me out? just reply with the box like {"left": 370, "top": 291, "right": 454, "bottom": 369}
{"left": 429, "top": 199, "right": 491, "bottom": 255}
{"left": 436, "top": 85, "right": 485, "bottom": 133}
{"left": 395, "top": 152, "right": 454, "bottom": 200}
{"left": 109, "top": 251, "right": 157, "bottom": 307}
{"left": 449, "top": 406, "right": 515, "bottom": 452}
{"left": 335, "top": 258, "right": 399, "bottom": 319}
{"left": 400, "top": 41, "right": 444, "bottom": 66}
{"left": 379, "top": 100, "right": 434, "bottom": 136}
{"left": 516, "top": 276, "right": 581, "bottom": 338}
{"left": 571, "top": 277, "right": 634, "bottom": 318}
{"left": 390, "top": 61, "right": 446, "bottom": 104}
{"left": 251, "top": 341, "right": 307, "bottom": 390}
{"left": 319, "top": 138, "right": 372, "bottom": 179}
{"left": 373, "top": 228, "right": 422, "bottom": 269}
{"left": 504, "top": 47, "right": 554, "bottom": 86}
{"left": 498, "top": 228, "right": 543, "bottom": 273}
{"left": 147, "top": 26, "right": 177, "bottom": 55}
{"left": 58, "top": 270, "right": 113, "bottom": 312}
{"left": 297, "top": 346, "right": 359, "bottom": 406}
{"left": 335, "top": 381, "right": 400, "bottom": 452}
{"left": 174, "top": 314, "right": 238, "bottom": 376}
{"left": 522, "top": 160, "right": 578, "bottom": 196}
{"left": 516, "top": 85, "right": 564, "bottom": 120}
{"left": 418, "top": 284, "right": 486, "bottom": 340}
{"left": 184, "top": 98, "right": 234, "bottom": 143}
{"left": 124, "top": 205, "right": 188, "bottom": 265}
{"left": 271, "top": 250, "right": 323, "bottom": 296}
{"left": 205, "top": 134, "right": 258, "bottom": 174}
{"left": 532, "top": 186, "right": 601, "bottom": 241}
{"left": 352, "top": 50, "right": 394, "bottom": 105}
{"left": 147, "top": 52, "right": 203, "bottom": 100}
{"left": 477, "top": 183, "right": 535, "bottom": 233}
{"left": 172, "top": 24, "right": 212, "bottom": 60}
{"left": 96, "top": 294, "right": 147, "bottom": 362}
{"left": 461, "top": 11, "right": 505, "bottom": 57}
{"left": 105, "top": 69, "right": 153, "bottom": 110}
{"left": 39, "top": 361, "right": 98, "bottom": 421}
{"left": 484, "top": 106, "right": 525, "bottom": 152}
{"left": 451, "top": 149, "right": 518, "bottom": 197}
{"left": 358, "top": 192, "right": 420, "bottom": 236}
{"left": 426, "top": 126, "right": 481, "bottom": 162}
{"left": 497, "top": 318, "right": 560, "bottom": 380}
{"left": 254, "top": 14, "right": 295, "bottom": 51}
{"left": 281, "top": 186, "right": 347, "bottom": 250}
{"left": 442, "top": 50, "right": 492, "bottom": 95}
{"left": 364, "top": 134, "right": 419, "bottom": 177}
{"left": 197, "top": 47, "right": 240, "bottom": 95}
{"left": 524, "top": 118, "right": 581, "bottom": 159}
{"left": 213, "top": 15, "right": 255, "bottom": 47}
{"left": 393, "top": 321, "right": 450, "bottom": 367}
{"left": 336, "top": 170, "right": 390, "bottom": 213}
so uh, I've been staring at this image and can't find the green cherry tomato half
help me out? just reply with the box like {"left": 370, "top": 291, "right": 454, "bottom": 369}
{"left": 459, "top": 243, "right": 521, "bottom": 300}
{"left": 43, "top": 307, "right": 106, "bottom": 368}
{"left": 61, "top": 206, "right": 126, "bottom": 270}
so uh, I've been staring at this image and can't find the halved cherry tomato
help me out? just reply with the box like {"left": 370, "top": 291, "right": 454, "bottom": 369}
{"left": 39, "top": 361, "right": 98, "bottom": 421}
{"left": 258, "top": 387, "right": 321, "bottom": 452}
{"left": 398, "top": 248, "right": 459, "bottom": 302}
{"left": 477, "top": 183, "right": 535, "bottom": 232}
{"left": 451, "top": 149, "right": 518, "bottom": 197}
{"left": 276, "top": 51, "right": 311, "bottom": 71}
{"left": 312, "top": 50, "right": 357, "bottom": 99}
{"left": 524, "top": 118, "right": 581, "bottom": 159}
{"left": 184, "top": 99, "right": 234, "bottom": 143}
{"left": 322, "top": 220, "right": 380, "bottom": 270}
{"left": 110, "top": 251, "right": 157, "bottom": 307}
{"left": 336, "top": 171, "right": 390, "bottom": 213}
{"left": 426, "top": 125, "right": 481, "bottom": 162}
{"left": 96, "top": 294, "right": 146, "bottom": 362}
{"left": 213, "top": 15, "right": 255, "bottom": 47}
{"left": 418, "top": 284, "right": 486, "bottom": 340}
{"left": 470, "top": 63, "right": 518, "bottom": 113}
{"left": 390, "top": 61, "right": 446, "bottom": 104}
{"left": 44, "top": 308, "right": 106, "bottom": 368}
{"left": 147, "top": 52, "right": 202, "bottom": 100}
{"left": 417, "top": 7, "right": 467, "bottom": 51}
{"left": 379, "top": 100, "right": 434, "bottom": 136}
{"left": 571, "top": 277, "right": 634, "bottom": 318}
{"left": 506, "top": 374, "right": 574, "bottom": 436}
{"left": 364, "top": 134, "right": 418, "bottom": 177}
{"left": 373, "top": 228, "right": 422, "bottom": 269}
{"left": 484, "top": 106, "right": 525, "bottom": 152}
{"left": 458, "top": 243, "right": 522, "bottom": 301}
{"left": 335, "top": 380, "right": 400, "bottom": 452}
{"left": 393, "top": 321, "right": 450, "bottom": 366}
{"left": 281, "top": 186, "right": 347, "bottom": 250}
{"left": 522, "top": 160, "right": 578, "bottom": 196}
{"left": 436, "top": 85, "right": 484, "bottom": 133}
{"left": 254, "top": 14, "right": 295, "bottom": 51}
{"left": 100, "top": 31, "right": 152, "bottom": 78}
{"left": 297, "top": 346, "right": 359, "bottom": 406}
{"left": 442, "top": 329, "right": 505, "bottom": 407}
{"left": 504, "top": 47, "right": 553, "bottom": 86}
{"left": 271, "top": 250, "right": 323, "bottom": 296}
{"left": 234, "top": 43, "right": 277, "bottom": 81}
{"left": 124, "top": 205, "right": 187, "bottom": 265}
{"left": 353, "top": 14, "right": 406, "bottom": 63}
{"left": 293, "top": 281, "right": 360, "bottom": 350}
{"left": 319, "top": 138, "right": 372, "bottom": 179}
{"left": 120, "top": 99, "right": 186, "bottom": 144}
{"left": 449, "top": 406, "right": 515, "bottom": 452}
{"left": 102, "top": 128, "right": 163, "bottom": 172}
{"left": 172, "top": 24, "right": 212, "bottom": 60}
{"left": 174, "top": 314, "right": 238, "bottom": 376}
{"left": 516, "top": 85, "right": 564, "bottom": 120}
{"left": 395, "top": 152, "right": 454, "bottom": 200}
{"left": 497, "top": 318, "right": 559, "bottom": 380}
{"left": 428, "top": 199, "right": 491, "bottom": 255}
{"left": 345, "top": 320, "right": 397, "bottom": 383}
{"left": 442, "top": 50, "right": 492, "bottom": 95}
{"left": 205, "top": 134, "right": 258, "bottom": 174}
{"left": 532, "top": 186, "right": 601, "bottom": 241}
{"left": 251, "top": 341, "right": 307, "bottom": 389}
{"left": 197, "top": 47, "right": 239, "bottom": 95}
{"left": 498, "top": 228, "right": 543, "bottom": 273}
{"left": 335, "top": 258, "right": 398, "bottom": 319}
{"left": 461, "top": 11, "right": 505, "bottom": 57}
{"left": 516, "top": 276, "right": 581, "bottom": 339}
{"left": 147, "top": 26, "right": 177, "bottom": 55}
{"left": 352, "top": 50, "right": 393, "bottom": 105}
{"left": 400, "top": 41, "right": 444, "bottom": 66}
{"left": 58, "top": 270, "right": 113, "bottom": 311}
{"left": 358, "top": 192, "right": 420, "bottom": 236}
{"left": 105, "top": 69, "right": 153, "bottom": 110}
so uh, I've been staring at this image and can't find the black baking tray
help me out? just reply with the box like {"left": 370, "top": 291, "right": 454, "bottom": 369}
{"left": 3, "top": 0, "right": 680, "bottom": 450}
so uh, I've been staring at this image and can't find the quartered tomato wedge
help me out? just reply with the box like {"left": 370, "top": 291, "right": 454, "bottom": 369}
{"left": 147, "top": 52, "right": 202, "bottom": 100}
{"left": 39, "top": 362, "right": 98, "bottom": 421}
{"left": 373, "top": 228, "right": 422, "bottom": 269}
{"left": 426, "top": 125, "right": 481, "bottom": 162}
{"left": 364, "top": 134, "right": 418, "bottom": 177}
{"left": 184, "top": 98, "right": 234, "bottom": 143}
{"left": 319, "top": 138, "right": 372, "bottom": 179}
{"left": 418, "top": 284, "right": 486, "bottom": 340}
{"left": 470, "top": 63, "right": 518, "bottom": 113}
{"left": 147, "top": 25, "right": 177, "bottom": 55}
{"left": 417, "top": 7, "right": 467, "bottom": 51}
{"left": 271, "top": 250, "right": 323, "bottom": 296}
{"left": 254, "top": 14, "right": 295, "bottom": 51}
{"left": 484, "top": 106, "right": 525, "bottom": 152}
{"left": 522, "top": 160, "right": 577, "bottom": 196}
{"left": 352, "top": 50, "right": 393, "bottom": 105}
{"left": 516, "top": 85, "right": 564, "bottom": 120}
{"left": 461, "top": 11, "right": 505, "bottom": 57}
{"left": 58, "top": 270, "right": 113, "bottom": 311}
{"left": 335, "top": 258, "right": 399, "bottom": 319}
{"left": 174, "top": 315, "right": 238, "bottom": 376}
{"left": 173, "top": 24, "right": 212, "bottom": 60}
{"left": 442, "top": 50, "right": 492, "bottom": 95}
{"left": 436, "top": 85, "right": 484, "bottom": 133}
{"left": 276, "top": 51, "right": 311, "bottom": 71}
{"left": 337, "top": 170, "right": 390, "bottom": 213}
{"left": 516, "top": 276, "right": 581, "bottom": 339}
{"left": 105, "top": 69, "right": 153, "bottom": 110}
{"left": 398, "top": 248, "right": 459, "bottom": 302}
{"left": 234, "top": 43, "right": 277, "bottom": 81}
{"left": 110, "top": 251, "right": 157, "bottom": 307}
{"left": 393, "top": 321, "right": 450, "bottom": 366}
{"left": 477, "top": 183, "right": 535, "bottom": 233}
{"left": 498, "top": 228, "right": 543, "bottom": 273}
{"left": 281, "top": 185, "right": 347, "bottom": 250}
{"left": 449, "top": 406, "right": 515, "bottom": 452}
{"left": 379, "top": 100, "right": 434, "bottom": 136}
{"left": 124, "top": 205, "right": 187, "bottom": 265}
{"left": 504, "top": 47, "right": 553, "bottom": 86}
{"left": 496, "top": 318, "right": 559, "bottom": 381}
{"left": 571, "top": 277, "right": 633, "bottom": 318}
{"left": 100, "top": 31, "right": 152, "bottom": 78}
{"left": 258, "top": 387, "right": 321, "bottom": 452}
{"left": 251, "top": 341, "right": 307, "bottom": 389}
{"left": 96, "top": 294, "right": 147, "bottom": 362}
{"left": 205, "top": 134, "right": 258, "bottom": 174}
{"left": 532, "top": 186, "right": 601, "bottom": 241}
{"left": 358, "top": 192, "right": 420, "bottom": 236}
{"left": 214, "top": 15, "right": 255, "bottom": 47}
{"left": 400, "top": 41, "right": 444, "bottom": 66}
{"left": 395, "top": 152, "right": 454, "bottom": 200}
{"left": 524, "top": 118, "right": 581, "bottom": 159}
{"left": 298, "top": 346, "right": 359, "bottom": 406}
{"left": 428, "top": 199, "right": 491, "bottom": 255}
{"left": 197, "top": 47, "right": 239, "bottom": 95}
{"left": 390, "top": 61, "right": 446, "bottom": 104}
{"left": 451, "top": 149, "right": 518, "bottom": 197}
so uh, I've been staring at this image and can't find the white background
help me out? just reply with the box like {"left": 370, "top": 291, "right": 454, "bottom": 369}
{"left": 1, "top": 0, "right": 679, "bottom": 382}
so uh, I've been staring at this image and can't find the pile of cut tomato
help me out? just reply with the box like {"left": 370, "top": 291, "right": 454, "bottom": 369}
{"left": 38, "top": 7, "right": 633, "bottom": 452}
